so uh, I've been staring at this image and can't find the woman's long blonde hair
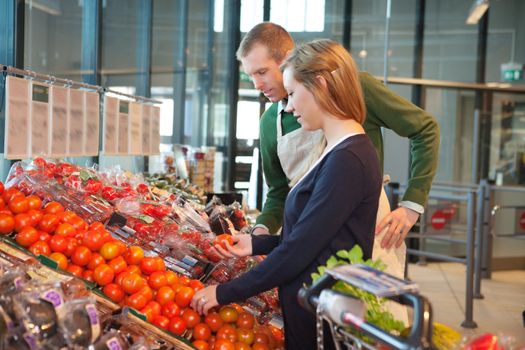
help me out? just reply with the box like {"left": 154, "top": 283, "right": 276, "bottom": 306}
{"left": 281, "top": 39, "right": 366, "bottom": 186}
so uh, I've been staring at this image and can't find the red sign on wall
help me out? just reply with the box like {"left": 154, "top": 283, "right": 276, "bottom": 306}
{"left": 431, "top": 210, "right": 447, "bottom": 230}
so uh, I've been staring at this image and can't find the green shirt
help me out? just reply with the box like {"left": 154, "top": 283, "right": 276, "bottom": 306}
{"left": 256, "top": 71, "right": 440, "bottom": 234}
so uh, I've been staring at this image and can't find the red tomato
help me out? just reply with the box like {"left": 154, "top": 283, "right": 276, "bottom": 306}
{"left": 55, "top": 223, "right": 76, "bottom": 237}
{"left": 214, "top": 339, "right": 235, "bottom": 350}
{"left": 175, "top": 286, "right": 195, "bottom": 308}
{"left": 49, "top": 252, "right": 68, "bottom": 270}
{"left": 161, "top": 301, "right": 181, "bottom": 318}
{"left": 70, "top": 217, "right": 88, "bottom": 232}
{"left": 38, "top": 214, "right": 60, "bottom": 233}
{"left": 89, "top": 221, "right": 105, "bottom": 232}
{"left": 87, "top": 252, "right": 106, "bottom": 270}
{"left": 193, "top": 323, "right": 212, "bottom": 341}
{"left": 205, "top": 313, "right": 224, "bottom": 333}
{"left": 71, "top": 246, "right": 93, "bottom": 266}
{"left": 82, "top": 230, "right": 105, "bottom": 251}
{"left": 108, "top": 256, "right": 127, "bottom": 275}
{"left": 126, "top": 265, "right": 141, "bottom": 275}
{"left": 165, "top": 271, "right": 179, "bottom": 286}
{"left": 49, "top": 235, "right": 68, "bottom": 253}
{"left": 215, "top": 234, "right": 234, "bottom": 249}
{"left": 124, "top": 246, "right": 144, "bottom": 265}
{"left": 182, "top": 308, "right": 201, "bottom": 329}
{"left": 83, "top": 270, "right": 95, "bottom": 282}
{"left": 101, "top": 186, "right": 118, "bottom": 201}
{"left": 168, "top": 316, "right": 186, "bottom": 336}
{"left": 126, "top": 292, "right": 148, "bottom": 310}
{"left": 63, "top": 237, "right": 79, "bottom": 257}
{"left": 67, "top": 264, "right": 84, "bottom": 278}
{"left": 236, "top": 328, "right": 255, "bottom": 345}
{"left": 3, "top": 188, "right": 22, "bottom": 203}
{"left": 0, "top": 182, "right": 4, "bottom": 195}
{"left": 15, "top": 226, "right": 39, "bottom": 247}
{"left": 103, "top": 283, "right": 125, "bottom": 303}
{"left": 99, "top": 242, "right": 120, "bottom": 260}
{"left": 0, "top": 213, "right": 15, "bottom": 234}
{"left": 29, "top": 241, "right": 51, "bottom": 256}
{"left": 59, "top": 211, "right": 78, "bottom": 224}
{"left": 26, "top": 195, "right": 42, "bottom": 210}
{"left": 93, "top": 264, "right": 115, "bottom": 286}
{"left": 219, "top": 306, "right": 238, "bottom": 324}
{"left": 84, "top": 179, "right": 102, "bottom": 194}
{"left": 138, "top": 285, "right": 154, "bottom": 302}
{"left": 252, "top": 343, "right": 270, "bottom": 350}
{"left": 9, "top": 196, "right": 29, "bottom": 214}
{"left": 140, "top": 256, "right": 160, "bottom": 275}
{"left": 236, "top": 312, "right": 255, "bottom": 330}
{"left": 44, "top": 201, "right": 64, "bottom": 214}
{"left": 26, "top": 209, "right": 43, "bottom": 226}
{"left": 38, "top": 230, "right": 51, "bottom": 242}
{"left": 0, "top": 197, "right": 5, "bottom": 210}
{"left": 178, "top": 275, "right": 190, "bottom": 286}
{"left": 148, "top": 271, "right": 168, "bottom": 290}
{"left": 153, "top": 315, "right": 170, "bottom": 330}
{"left": 156, "top": 286, "right": 176, "bottom": 306}
{"left": 217, "top": 325, "right": 237, "bottom": 343}
{"left": 189, "top": 279, "right": 205, "bottom": 292}
{"left": 14, "top": 213, "right": 33, "bottom": 232}
{"left": 145, "top": 301, "right": 162, "bottom": 317}
{"left": 121, "top": 273, "right": 145, "bottom": 294}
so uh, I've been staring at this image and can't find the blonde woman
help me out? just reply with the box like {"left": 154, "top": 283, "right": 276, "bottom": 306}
{"left": 191, "top": 40, "right": 381, "bottom": 349}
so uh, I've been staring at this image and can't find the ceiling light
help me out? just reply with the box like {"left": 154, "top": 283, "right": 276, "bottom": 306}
{"left": 466, "top": 0, "right": 489, "bottom": 25}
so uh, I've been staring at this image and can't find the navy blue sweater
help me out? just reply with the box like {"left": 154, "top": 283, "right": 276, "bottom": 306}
{"left": 216, "top": 134, "right": 381, "bottom": 349}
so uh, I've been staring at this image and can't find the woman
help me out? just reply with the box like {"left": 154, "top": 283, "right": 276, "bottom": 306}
{"left": 191, "top": 39, "right": 382, "bottom": 349}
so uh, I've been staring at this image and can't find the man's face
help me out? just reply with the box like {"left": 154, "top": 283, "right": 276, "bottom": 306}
{"left": 241, "top": 44, "right": 287, "bottom": 103}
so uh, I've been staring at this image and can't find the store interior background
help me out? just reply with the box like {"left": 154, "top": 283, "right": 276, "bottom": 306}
{"left": 1, "top": 0, "right": 524, "bottom": 281}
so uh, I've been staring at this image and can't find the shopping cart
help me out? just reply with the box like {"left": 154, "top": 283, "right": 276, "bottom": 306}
{"left": 298, "top": 265, "right": 435, "bottom": 350}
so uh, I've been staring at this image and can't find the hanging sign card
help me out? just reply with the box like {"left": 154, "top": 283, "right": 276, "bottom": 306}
{"left": 118, "top": 100, "right": 129, "bottom": 154}
{"left": 103, "top": 96, "right": 118, "bottom": 155}
{"left": 150, "top": 105, "right": 160, "bottom": 155}
{"left": 85, "top": 91, "right": 100, "bottom": 156}
{"left": 30, "top": 82, "right": 51, "bottom": 157}
{"left": 141, "top": 104, "right": 151, "bottom": 155}
{"left": 50, "top": 86, "right": 68, "bottom": 157}
{"left": 68, "top": 89, "right": 85, "bottom": 156}
{"left": 129, "top": 102, "right": 142, "bottom": 155}
{"left": 5, "top": 76, "right": 30, "bottom": 159}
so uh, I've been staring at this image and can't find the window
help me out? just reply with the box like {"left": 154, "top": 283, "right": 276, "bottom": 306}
{"left": 271, "top": 0, "right": 325, "bottom": 32}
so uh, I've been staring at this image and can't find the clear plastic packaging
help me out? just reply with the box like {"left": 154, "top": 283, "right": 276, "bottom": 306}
{"left": 59, "top": 297, "right": 102, "bottom": 348}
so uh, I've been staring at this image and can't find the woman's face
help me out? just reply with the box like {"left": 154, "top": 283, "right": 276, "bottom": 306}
{"left": 283, "top": 67, "right": 324, "bottom": 131}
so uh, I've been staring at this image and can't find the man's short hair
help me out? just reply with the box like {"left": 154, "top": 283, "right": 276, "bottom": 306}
{"left": 236, "top": 22, "right": 294, "bottom": 63}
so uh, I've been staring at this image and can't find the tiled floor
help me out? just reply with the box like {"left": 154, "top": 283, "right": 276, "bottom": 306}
{"left": 408, "top": 262, "right": 525, "bottom": 345}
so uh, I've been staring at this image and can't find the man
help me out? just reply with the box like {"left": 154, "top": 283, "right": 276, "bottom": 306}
{"left": 240, "top": 22, "right": 439, "bottom": 251}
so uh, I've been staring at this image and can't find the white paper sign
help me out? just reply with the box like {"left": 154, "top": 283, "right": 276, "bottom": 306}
{"left": 50, "top": 86, "right": 68, "bottom": 157}
{"left": 129, "top": 102, "right": 142, "bottom": 155}
{"left": 141, "top": 104, "right": 151, "bottom": 155}
{"left": 118, "top": 100, "right": 129, "bottom": 154}
{"left": 103, "top": 96, "right": 119, "bottom": 155}
{"left": 150, "top": 106, "right": 160, "bottom": 155}
{"left": 5, "top": 76, "right": 30, "bottom": 159}
{"left": 68, "top": 89, "right": 85, "bottom": 156}
{"left": 30, "top": 82, "right": 51, "bottom": 157}
{"left": 85, "top": 91, "right": 100, "bottom": 156}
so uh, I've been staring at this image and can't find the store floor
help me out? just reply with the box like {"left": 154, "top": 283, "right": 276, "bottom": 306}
{"left": 407, "top": 262, "right": 525, "bottom": 345}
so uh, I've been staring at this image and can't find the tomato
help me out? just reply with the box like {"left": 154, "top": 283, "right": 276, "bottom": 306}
{"left": 269, "top": 325, "right": 284, "bottom": 345}
{"left": 0, "top": 213, "right": 15, "bottom": 234}
{"left": 38, "top": 230, "right": 51, "bottom": 242}
{"left": 82, "top": 230, "right": 104, "bottom": 251}
{"left": 219, "top": 306, "right": 238, "bottom": 324}
{"left": 236, "top": 328, "right": 254, "bottom": 345}
{"left": 67, "top": 264, "right": 84, "bottom": 278}
{"left": 87, "top": 252, "right": 106, "bottom": 270}
{"left": 0, "top": 197, "right": 5, "bottom": 210}
{"left": 14, "top": 213, "right": 33, "bottom": 232}
{"left": 93, "top": 264, "right": 115, "bottom": 286}
{"left": 27, "top": 209, "right": 43, "bottom": 226}
{"left": 138, "top": 285, "right": 154, "bottom": 302}
{"left": 205, "top": 312, "right": 224, "bottom": 333}
{"left": 192, "top": 340, "right": 210, "bottom": 350}
{"left": 63, "top": 237, "right": 79, "bottom": 257}
{"left": 9, "top": 196, "right": 29, "bottom": 214}
{"left": 26, "top": 195, "right": 42, "bottom": 210}
{"left": 49, "top": 252, "right": 68, "bottom": 270}
{"left": 217, "top": 325, "right": 237, "bottom": 343}
{"left": 126, "top": 292, "right": 148, "bottom": 310}
{"left": 0, "top": 182, "right": 4, "bottom": 195}
{"left": 140, "top": 256, "right": 161, "bottom": 275}
{"left": 99, "top": 242, "right": 120, "bottom": 260}
{"left": 124, "top": 246, "right": 144, "bottom": 265}
{"left": 189, "top": 279, "right": 205, "bottom": 292}
{"left": 215, "top": 234, "right": 234, "bottom": 249}
{"left": 178, "top": 275, "right": 190, "bottom": 286}
{"left": 153, "top": 205, "right": 171, "bottom": 219}
{"left": 175, "top": 286, "right": 194, "bottom": 308}
{"left": 236, "top": 312, "right": 255, "bottom": 330}
{"left": 84, "top": 179, "right": 102, "bottom": 194}
{"left": 141, "top": 305, "right": 156, "bottom": 321}
{"left": 101, "top": 186, "right": 118, "bottom": 201}
{"left": 38, "top": 214, "right": 60, "bottom": 233}
{"left": 252, "top": 332, "right": 270, "bottom": 345}
{"left": 156, "top": 286, "right": 175, "bottom": 306}
{"left": 150, "top": 315, "right": 169, "bottom": 330}
{"left": 165, "top": 271, "right": 179, "bottom": 286}
{"left": 193, "top": 323, "right": 212, "bottom": 341}
{"left": 49, "top": 235, "right": 68, "bottom": 253}
{"left": 252, "top": 343, "right": 270, "bottom": 350}
{"left": 44, "top": 201, "right": 64, "bottom": 214}
{"left": 234, "top": 342, "right": 251, "bottom": 350}
{"left": 55, "top": 223, "right": 76, "bottom": 237}
{"left": 182, "top": 308, "right": 201, "bottom": 329}
{"left": 89, "top": 221, "right": 105, "bottom": 232}
{"left": 121, "top": 273, "right": 144, "bottom": 294}
{"left": 83, "top": 270, "right": 95, "bottom": 282}
{"left": 15, "top": 226, "right": 39, "bottom": 247}
{"left": 148, "top": 271, "right": 168, "bottom": 290}
{"left": 70, "top": 217, "right": 88, "bottom": 232}
{"left": 168, "top": 316, "right": 186, "bottom": 336}
{"left": 59, "top": 211, "right": 78, "bottom": 224}
{"left": 29, "top": 241, "right": 51, "bottom": 256}
{"left": 214, "top": 339, "right": 235, "bottom": 350}
{"left": 108, "top": 256, "right": 127, "bottom": 275}
{"left": 3, "top": 188, "right": 22, "bottom": 203}
{"left": 145, "top": 301, "right": 162, "bottom": 317}
{"left": 71, "top": 246, "right": 92, "bottom": 266}
{"left": 126, "top": 265, "right": 141, "bottom": 275}
{"left": 161, "top": 301, "right": 181, "bottom": 318}
{"left": 103, "top": 283, "right": 125, "bottom": 303}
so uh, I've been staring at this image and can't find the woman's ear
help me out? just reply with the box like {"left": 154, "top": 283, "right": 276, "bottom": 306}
{"left": 316, "top": 75, "right": 328, "bottom": 89}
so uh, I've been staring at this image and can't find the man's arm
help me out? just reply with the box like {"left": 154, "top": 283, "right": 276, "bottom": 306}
{"left": 255, "top": 105, "right": 290, "bottom": 234}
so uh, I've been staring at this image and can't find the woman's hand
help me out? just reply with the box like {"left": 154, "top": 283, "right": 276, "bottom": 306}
{"left": 191, "top": 285, "right": 218, "bottom": 315}
{"left": 213, "top": 234, "right": 253, "bottom": 259}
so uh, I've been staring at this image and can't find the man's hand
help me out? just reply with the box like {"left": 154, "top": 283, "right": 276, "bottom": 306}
{"left": 213, "top": 234, "right": 253, "bottom": 259}
{"left": 251, "top": 226, "right": 270, "bottom": 235}
{"left": 191, "top": 285, "right": 218, "bottom": 315}
{"left": 375, "top": 207, "right": 420, "bottom": 249}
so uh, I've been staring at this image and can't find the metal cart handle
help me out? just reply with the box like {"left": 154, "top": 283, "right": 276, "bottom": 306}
{"left": 298, "top": 274, "right": 435, "bottom": 350}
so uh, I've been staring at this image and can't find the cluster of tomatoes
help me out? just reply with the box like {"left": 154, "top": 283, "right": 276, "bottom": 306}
{"left": 189, "top": 305, "right": 284, "bottom": 350}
